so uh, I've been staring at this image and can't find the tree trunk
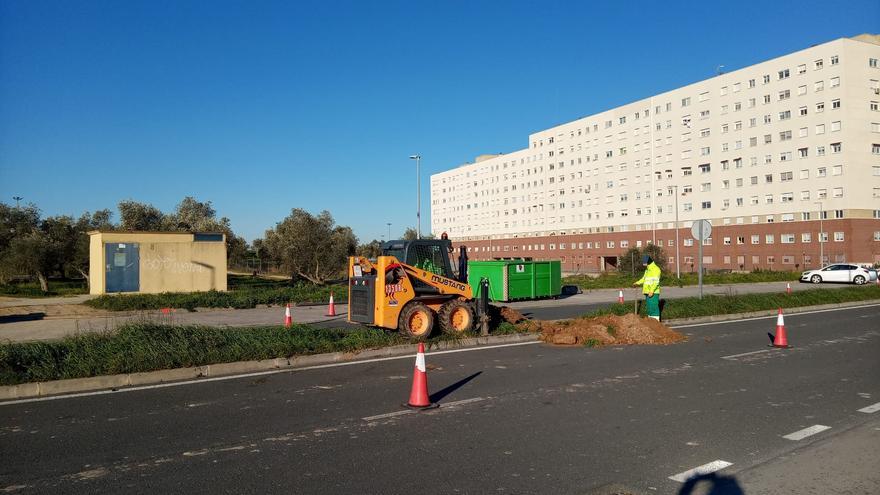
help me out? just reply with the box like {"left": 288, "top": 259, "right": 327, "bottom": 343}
{"left": 76, "top": 267, "right": 91, "bottom": 290}
{"left": 37, "top": 272, "right": 49, "bottom": 293}
{"left": 297, "top": 271, "right": 324, "bottom": 285}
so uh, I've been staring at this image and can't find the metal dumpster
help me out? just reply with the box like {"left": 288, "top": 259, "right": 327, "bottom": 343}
{"left": 467, "top": 260, "right": 561, "bottom": 302}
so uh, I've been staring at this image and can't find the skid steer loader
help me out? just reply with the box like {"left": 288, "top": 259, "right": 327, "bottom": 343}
{"left": 347, "top": 239, "right": 489, "bottom": 340}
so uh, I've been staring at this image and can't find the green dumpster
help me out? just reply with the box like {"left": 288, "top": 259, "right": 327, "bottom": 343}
{"left": 467, "top": 260, "right": 561, "bottom": 302}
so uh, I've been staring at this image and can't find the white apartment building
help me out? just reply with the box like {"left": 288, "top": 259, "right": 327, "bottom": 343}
{"left": 431, "top": 34, "right": 880, "bottom": 272}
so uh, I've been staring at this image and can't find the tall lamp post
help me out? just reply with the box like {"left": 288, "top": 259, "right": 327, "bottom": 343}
{"left": 387, "top": 222, "right": 391, "bottom": 241}
{"left": 673, "top": 185, "right": 681, "bottom": 279}
{"left": 12, "top": 196, "right": 22, "bottom": 208}
{"left": 814, "top": 201, "right": 824, "bottom": 267}
{"left": 409, "top": 155, "right": 421, "bottom": 239}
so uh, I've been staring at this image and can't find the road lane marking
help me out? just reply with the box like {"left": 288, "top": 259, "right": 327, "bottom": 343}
{"left": 670, "top": 303, "right": 880, "bottom": 329}
{"left": 668, "top": 460, "right": 733, "bottom": 482}
{"left": 0, "top": 342, "right": 540, "bottom": 406}
{"left": 362, "top": 410, "right": 416, "bottom": 421}
{"left": 721, "top": 349, "right": 770, "bottom": 360}
{"left": 362, "top": 396, "right": 487, "bottom": 421}
{"left": 858, "top": 402, "right": 880, "bottom": 414}
{"left": 783, "top": 424, "right": 830, "bottom": 441}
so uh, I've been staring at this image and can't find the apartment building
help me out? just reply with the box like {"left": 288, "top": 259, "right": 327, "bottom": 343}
{"left": 431, "top": 34, "right": 880, "bottom": 273}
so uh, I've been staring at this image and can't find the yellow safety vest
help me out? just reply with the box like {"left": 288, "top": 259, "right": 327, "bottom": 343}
{"left": 635, "top": 262, "right": 661, "bottom": 294}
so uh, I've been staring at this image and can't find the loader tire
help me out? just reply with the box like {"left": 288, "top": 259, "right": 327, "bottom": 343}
{"left": 438, "top": 299, "right": 475, "bottom": 334}
{"left": 399, "top": 302, "right": 435, "bottom": 340}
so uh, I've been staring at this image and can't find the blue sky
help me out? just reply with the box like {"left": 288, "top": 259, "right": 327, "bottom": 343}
{"left": 1, "top": 0, "right": 878, "bottom": 243}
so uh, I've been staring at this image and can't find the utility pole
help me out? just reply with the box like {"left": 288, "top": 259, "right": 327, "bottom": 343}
{"left": 409, "top": 155, "right": 421, "bottom": 239}
{"left": 814, "top": 201, "right": 824, "bottom": 266}
{"left": 674, "top": 185, "right": 680, "bottom": 279}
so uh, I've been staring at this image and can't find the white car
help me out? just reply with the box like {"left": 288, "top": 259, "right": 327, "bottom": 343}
{"left": 800, "top": 264, "right": 873, "bottom": 285}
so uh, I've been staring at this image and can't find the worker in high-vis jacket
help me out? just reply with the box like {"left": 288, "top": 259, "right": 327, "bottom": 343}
{"left": 633, "top": 255, "right": 661, "bottom": 320}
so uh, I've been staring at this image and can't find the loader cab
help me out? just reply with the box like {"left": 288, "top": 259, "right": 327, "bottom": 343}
{"left": 382, "top": 239, "right": 455, "bottom": 279}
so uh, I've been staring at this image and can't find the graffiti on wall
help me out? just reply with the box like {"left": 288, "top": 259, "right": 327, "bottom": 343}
{"left": 142, "top": 256, "right": 207, "bottom": 273}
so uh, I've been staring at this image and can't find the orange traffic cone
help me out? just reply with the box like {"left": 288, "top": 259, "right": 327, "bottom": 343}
{"left": 326, "top": 291, "right": 337, "bottom": 317}
{"left": 406, "top": 343, "right": 435, "bottom": 409}
{"left": 618, "top": 290, "right": 625, "bottom": 304}
{"left": 786, "top": 282, "right": 792, "bottom": 294}
{"left": 771, "top": 308, "right": 789, "bottom": 348}
{"left": 284, "top": 303, "right": 293, "bottom": 328}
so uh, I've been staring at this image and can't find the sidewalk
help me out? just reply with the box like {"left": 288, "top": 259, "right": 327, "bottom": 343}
{"left": 0, "top": 304, "right": 349, "bottom": 343}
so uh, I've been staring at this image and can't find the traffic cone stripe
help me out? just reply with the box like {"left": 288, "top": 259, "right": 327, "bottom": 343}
{"left": 415, "top": 351, "right": 426, "bottom": 372}
{"left": 618, "top": 290, "right": 624, "bottom": 303}
{"left": 284, "top": 303, "right": 293, "bottom": 328}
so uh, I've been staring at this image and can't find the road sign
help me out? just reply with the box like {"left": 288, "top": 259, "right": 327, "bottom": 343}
{"left": 691, "top": 220, "right": 712, "bottom": 241}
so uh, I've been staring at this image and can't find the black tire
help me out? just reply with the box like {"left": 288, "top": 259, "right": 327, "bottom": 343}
{"left": 438, "top": 299, "right": 475, "bottom": 334}
{"left": 398, "top": 302, "right": 435, "bottom": 340}
{"left": 853, "top": 275, "right": 866, "bottom": 285}
{"left": 810, "top": 275, "right": 822, "bottom": 284}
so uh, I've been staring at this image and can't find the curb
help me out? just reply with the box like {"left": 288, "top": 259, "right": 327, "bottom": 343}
{"left": 662, "top": 299, "right": 880, "bottom": 326}
{"left": 0, "top": 333, "right": 539, "bottom": 402}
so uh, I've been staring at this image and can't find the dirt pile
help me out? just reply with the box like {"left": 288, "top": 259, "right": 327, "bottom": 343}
{"left": 539, "top": 313, "right": 685, "bottom": 346}
{"left": 498, "top": 306, "right": 526, "bottom": 324}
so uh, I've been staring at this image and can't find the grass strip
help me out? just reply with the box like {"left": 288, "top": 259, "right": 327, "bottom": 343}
{"left": 0, "top": 321, "right": 517, "bottom": 386}
{"left": 84, "top": 284, "right": 347, "bottom": 311}
{"left": 0, "top": 323, "right": 403, "bottom": 386}
{"left": 582, "top": 284, "right": 880, "bottom": 320}
{"left": 563, "top": 270, "right": 800, "bottom": 290}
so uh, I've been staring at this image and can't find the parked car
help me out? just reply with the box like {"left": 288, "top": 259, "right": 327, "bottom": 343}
{"left": 800, "top": 264, "right": 873, "bottom": 285}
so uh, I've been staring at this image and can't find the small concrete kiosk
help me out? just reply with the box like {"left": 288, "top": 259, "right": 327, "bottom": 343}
{"left": 88, "top": 231, "right": 227, "bottom": 295}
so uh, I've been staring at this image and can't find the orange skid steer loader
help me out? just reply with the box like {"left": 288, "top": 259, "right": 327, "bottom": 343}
{"left": 348, "top": 239, "right": 488, "bottom": 340}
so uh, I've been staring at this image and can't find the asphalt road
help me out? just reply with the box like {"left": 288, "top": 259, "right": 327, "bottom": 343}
{"left": 1, "top": 305, "right": 879, "bottom": 494}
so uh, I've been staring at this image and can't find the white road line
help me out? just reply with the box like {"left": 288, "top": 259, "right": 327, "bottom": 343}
{"left": 670, "top": 303, "right": 880, "bottom": 329}
{"left": 783, "top": 424, "right": 831, "bottom": 441}
{"left": 668, "top": 460, "right": 733, "bottom": 482}
{"left": 858, "top": 402, "right": 880, "bottom": 414}
{"left": 720, "top": 349, "right": 770, "bottom": 360}
{"left": 0, "top": 341, "right": 540, "bottom": 406}
{"left": 362, "top": 410, "right": 415, "bottom": 422}
{"left": 441, "top": 396, "right": 487, "bottom": 408}
{"left": 362, "top": 396, "right": 487, "bottom": 421}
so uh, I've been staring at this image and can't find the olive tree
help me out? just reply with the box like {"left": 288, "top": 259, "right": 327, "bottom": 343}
{"left": 263, "top": 209, "right": 357, "bottom": 284}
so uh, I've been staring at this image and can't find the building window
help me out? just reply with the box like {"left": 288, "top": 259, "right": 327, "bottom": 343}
{"left": 751, "top": 235, "right": 760, "bottom": 245}
{"left": 831, "top": 99, "right": 841, "bottom": 110}
{"left": 765, "top": 234, "right": 775, "bottom": 244}
{"left": 834, "top": 232, "right": 844, "bottom": 242}
{"left": 831, "top": 55, "right": 839, "bottom": 66}
{"left": 781, "top": 234, "right": 795, "bottom": 244}
{"left": 830, "top": 76, "right": 840, "bottom": 88}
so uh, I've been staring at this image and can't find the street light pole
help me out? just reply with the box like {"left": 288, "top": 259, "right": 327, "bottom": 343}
{"left": 387, "top": 222, "right": 391, "bottom": 241}
{"left": 12, "top": 196, "right": 22, "bottom": 208}
{"left": 674, "top": 185, "right": 680, "bottom": 280}
{"left": 409, "top": 155, "right": 421, "bottom": 239}
{"left": 814, "top": 201, "right": 824, "bottom": 266}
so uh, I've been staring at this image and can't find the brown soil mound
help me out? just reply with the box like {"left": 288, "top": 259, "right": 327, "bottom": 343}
{"left": 539, "top": 313, "right": 685, "bottom": 346}
{"left": 498, "top": 306, "right": 526, "bottom": 324}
